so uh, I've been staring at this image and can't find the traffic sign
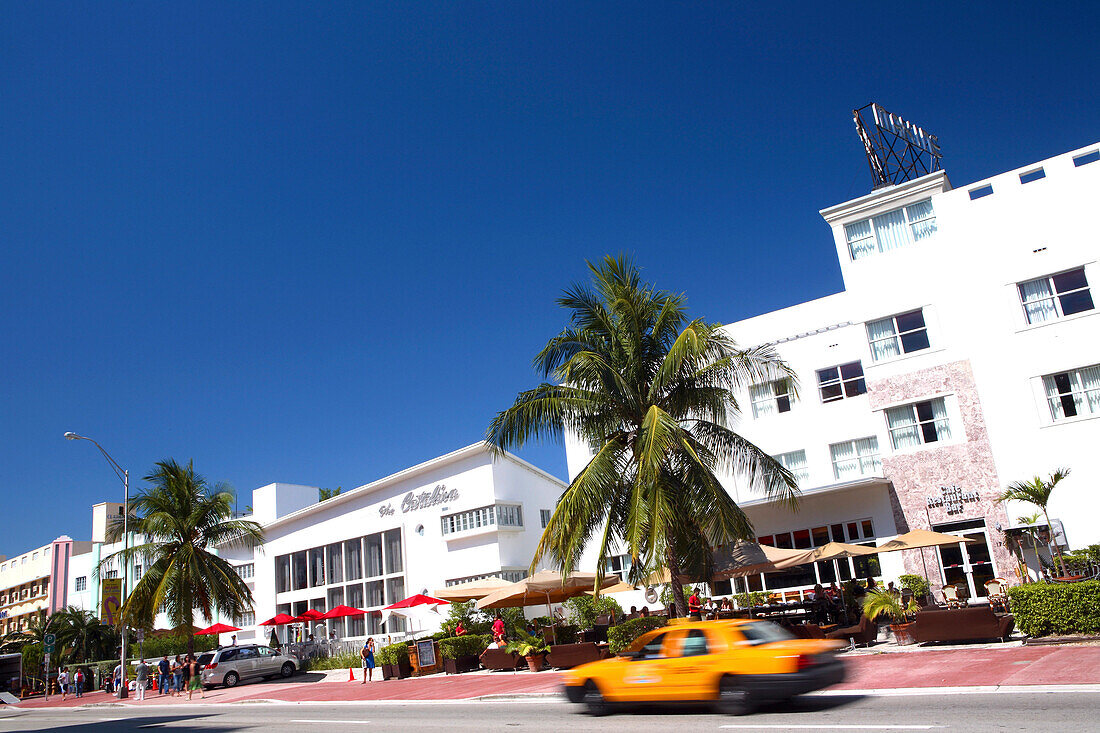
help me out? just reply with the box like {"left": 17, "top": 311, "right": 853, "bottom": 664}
{"left": 135, "top": 629, "right": 144, "bottom": 643}
{"left": 44, "top": 643, "right": 55, "bottom": 655}
{"left": 44, "top": 633, "right": 56, "bottom": 645}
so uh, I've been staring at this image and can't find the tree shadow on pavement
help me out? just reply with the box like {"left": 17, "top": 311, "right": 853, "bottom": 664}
{"left": 264, "top": 671, "right": 327, "bottom": 685}
{"left": 612, "top": 694, "right": 865, "bottom": 717}
{"left": 3, "top": 714, "right": 233, "bottom": 733}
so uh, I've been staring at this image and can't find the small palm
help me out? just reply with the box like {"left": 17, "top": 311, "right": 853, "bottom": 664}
{"left": 998, "top": 468, "right": 1070, "bottom": 577}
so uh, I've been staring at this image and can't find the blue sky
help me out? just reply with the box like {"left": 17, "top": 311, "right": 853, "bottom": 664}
{"left": 2, "top": 3, "right": 1097, "bottom": 552}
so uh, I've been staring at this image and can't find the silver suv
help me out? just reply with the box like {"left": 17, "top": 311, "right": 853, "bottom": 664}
{"left": 200, "top": 645, "right": 297, "bottom": 688}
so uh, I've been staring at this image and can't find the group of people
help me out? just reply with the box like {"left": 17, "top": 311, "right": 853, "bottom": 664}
{"left": 54, "top": 667, "right": 86, "bottom": 699}
{"left": 100, "top": 654, "right": 206, "bottom": 701}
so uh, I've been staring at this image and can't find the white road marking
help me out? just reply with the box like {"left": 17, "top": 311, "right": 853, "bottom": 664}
{"left": 291, "top": 720, "right": 371, "bottom": 724}
{"left": 717, "top": 721, "right": 941, "bottom": 726}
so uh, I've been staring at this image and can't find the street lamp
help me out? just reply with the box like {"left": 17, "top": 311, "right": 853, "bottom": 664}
{"left": 65, "top": 431, "right": 130, "bottom": 699}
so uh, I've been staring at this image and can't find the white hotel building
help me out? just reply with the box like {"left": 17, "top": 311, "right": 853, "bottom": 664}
{"left": 569, "top": 141, "right": 1100, "bottom": 602}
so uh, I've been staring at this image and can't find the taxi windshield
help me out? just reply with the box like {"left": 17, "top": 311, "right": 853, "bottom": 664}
{"left": 737, "top": 621, "right": 795, "bottom": 645}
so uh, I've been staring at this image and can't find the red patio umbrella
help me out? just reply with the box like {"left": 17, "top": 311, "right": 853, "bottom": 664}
{"left": 295, "top": 609, "right": 325, "bottom": 621}
{"left": 320, "top": 604, "right": 370, "bottom": 619}
{"left": 196, "top": 622, "right": 241, "bottom": 635}
{"left": 383, "top": 594, "right": 449, "bottom": 609}
{"left": 259, "top": 613, "right": 296, "bottom": 626}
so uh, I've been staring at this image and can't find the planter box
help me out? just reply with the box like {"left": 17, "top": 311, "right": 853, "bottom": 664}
{"left": 443, "top": 655, "right": 480, "bottom": 675}
{"left": 890, "top": 622, "right": 917, "bottom": 646}
{"left": 382, "top": 657, "right": 413, "bottom": 680}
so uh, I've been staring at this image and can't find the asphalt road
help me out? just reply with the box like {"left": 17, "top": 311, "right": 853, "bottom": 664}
{"left": 0, "top": 692, "right": 1093, "bottom": 732}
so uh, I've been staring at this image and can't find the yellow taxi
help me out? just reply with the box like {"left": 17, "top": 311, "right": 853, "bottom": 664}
{"left": 561, "top": 619, "right": 846, "bottom": 715}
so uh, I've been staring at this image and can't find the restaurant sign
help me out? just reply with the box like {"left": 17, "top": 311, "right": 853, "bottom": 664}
{"left": 379, "top": 484, "right": 460, "bottom": 517}
{"left": 926, "top": 484, "right": 980, "bottom": 516}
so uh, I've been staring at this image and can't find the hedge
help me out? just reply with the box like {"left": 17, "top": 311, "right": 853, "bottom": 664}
{"left": 607, "top": 617, "right": 668, "bottom": 654}
{"left": 1006, "top": 581, "right": 1100, "bottom": 637}
{"left": 438, "top": 634, "right": 491, "bottom": 660}
{"left": 375, "top": 640, "right": 412, "bottom": 666}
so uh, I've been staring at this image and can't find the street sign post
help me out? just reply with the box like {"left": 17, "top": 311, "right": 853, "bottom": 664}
{"left": 43, "top": 652, "right": 50, "bottom": 701}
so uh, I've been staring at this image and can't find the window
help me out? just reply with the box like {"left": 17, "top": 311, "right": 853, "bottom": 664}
{"left": 32, "top": 552, "right": 38, "bottom": 561}
{"left": 816, "top": 361, "right": 866, "bottom": 403}
{"left": 496, "top": 505, "right": 523, "bottom": 527}
{"left": 677, "top": 629, "right": 710, "bottom": 657}
{"left": 829, "top": 437, "right": 882, "bottom": 480}
{"left": 604, "top": 554, "right": 632, "bottom": 581}
{"left": 774, "top": 450, "right": 809, "bottom": 484}
{"left": 1073, "top": 150, "right": 1100, "bottom": 167}
{"left": 235, "top": 611, "right": 255, "bottom": 627}
{"left": 750, "top": 378, "right": 795, "bottom": 418}
{"left": 969, "top": 184, "right": 994, "bottom": 200}
{"left": 275, "top": 555, "right": 291, "bottom": 593}
{"left": 309, "top": 548, "right": 324, "bottom": 587}
{"left": 540, "top": 509, "right": 552, "bottom": 528}
{"left": 1019, "top": 168, "right": 1045, "bottom": 184}
{"left": 384, "top": 529, "right": 403, "bottom": 573}
{"left": 1043, "top": 365, "right": 1100, "bottom": 421}
{"left": 441, "top": 506, "right": 495, "bottom": 535}
{"left": 234, "top": 563, "right": 254, "bottom": 580}
{"left": 501, "top": 569, "right": 528, "bottom": 583}
{"left": 345, "top": 538, "right": 363, "bottom": 581}
{"left": 886, "top": 398, "right": 951, "bottom": 449}
{"left": 133, "top": 565, "right": 142, "bottom": 582}
{"left": 1018, "top": 267, "right": 1094, "bottom": 324}
{"left": 325, "top": 543, "right": 343, "bottom": 584}
{"left": 364, "top": 533, "right": 383, "bottom": 577}
{"left": 844, "top": 199, "right": 937, "bottom": 260}
{"left": 866, "top": 309, "right": 930, "bottom": 361}
{"left": 104, "top": 569, "right": 119, "bottom": 579}
{"left": 292, "top": 551, "right": 308, "bottom": 590}
{"left": 75, "top": 576, "right": 87, "bottom": 592}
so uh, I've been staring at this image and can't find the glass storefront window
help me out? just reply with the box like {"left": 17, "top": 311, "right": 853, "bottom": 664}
{"left": 309, "top": 548, "right": 325, "bottom": 587}
{"left": 811, "top": 526, "right": 830, "bottom": 546}
{"left": 365, "top": 533, "right": 384, "bottom": 577}
{"left": 345, "top": 538, "right": 363, "bottom": 581}
{"left": 365, "top": 580, "right": 383, "bottom": 607}
{"left": 384, "top": 529, "right": 403, "bottom": 574}
{"left": 346, "top": 584, "right": 365, "bottom": 636}
{"left": 292, "top": 551, "right": 308, "bottom": 591}
{"left": 275, "top": 555, "right": 291, "bottom": 594}
{"left": 326, "top": 543, "right": 343, "bottom": 584}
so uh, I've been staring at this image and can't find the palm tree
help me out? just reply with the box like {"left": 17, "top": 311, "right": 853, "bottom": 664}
{"left": 101, "top": 459, "right": 264, "bottom": 653}
{"left": 318, "top": 486, "right": 342, "bottom": 502}
{"left": 54, "top": 606, "right": 114, "bottom": 663}
{"left": 999, "top": 468, "right": 1070, "bottom": 578}
{"left": 0, "top": 612, "right": 57, "bottom": 653}
{"left": 487, "top": 256, "right": 799, "bottom": 615}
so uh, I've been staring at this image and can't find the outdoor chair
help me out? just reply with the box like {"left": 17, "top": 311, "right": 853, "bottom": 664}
{"left": 825, "top": 614, "right": 877, "bottom": 648}
{"left": 942, "top": 585, "right": 965, "bottom": 608}
{"left": 983, "top": 578, "right": 1009, "bottom": 612}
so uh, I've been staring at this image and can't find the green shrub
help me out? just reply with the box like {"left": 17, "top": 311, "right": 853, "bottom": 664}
{"left": 564, "top": 594, "right": 623, "bottom": 629}
{"left": 898, "top": 574, "right": 931, "bottom": 600}
{"left": 551, "top": 624, "right": 579, "bottom": 645}
{"left": 1006, "top": 581, "right": 1100, "bottom": 637}
{"left": 139, "top": 632, "right": 217, "bottom": 660}
{"left": 607, "top": 617, "right": 667, "bottom": 653}
{"left": 438, "top": 634, "right": 491, "bottom": 660}
{"left": 375, "top": 641, "right": 412, "bottom": 666}
{"left": 440, "top": 601, "right": 493, "bottom": 636}
{"left": 732, "top": 591, "right": 770, "bottom": 609}
{"left": 306, "top": 652, "right": 360, "bottom": 670}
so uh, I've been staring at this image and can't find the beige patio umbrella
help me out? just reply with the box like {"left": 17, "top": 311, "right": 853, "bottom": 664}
{"left": 711, "top": 540, "right": 818, "bottom": 579}
{"left": 432, "top": 577, "right": 515, "bottom": 603}
{"left": 875, "top": 529, "right": 977, "bottom": 595}
{"left": 586, "top": 579, "right": 636, "bottom": 596}
{"left": 475, "top": 570, "right": 619, "bottom": 643}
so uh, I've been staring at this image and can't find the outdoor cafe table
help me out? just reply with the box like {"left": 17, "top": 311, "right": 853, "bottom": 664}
{"left": 749, "top": 601, "right": 813, "bottom": 622}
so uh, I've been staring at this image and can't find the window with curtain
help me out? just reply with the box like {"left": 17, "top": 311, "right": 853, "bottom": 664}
{"left": 365, "top": 533, "right": 384, "bottom": 577}
{"left": 309, "top": 547, "right": 325, "bottom": 587}
{"left": 843, "top": 199, "right": 937, "bottom": 261}
{"left": 1043, "top": 364, "right": 1100, "bottom": 420}
{"left": 866, "top": 309, "right": 930, "bottom": 362}
{"left": 1018, "top": 267, "right": 1093, "bottom": 324}
{"left": 750, "top": 378, "right": 795, "bottom": 418}
{"left": 816, "top": 361, "right": 866, "bottom": 403}
{"left": 774, "top": 450, "right": 810, "bottom": 484}
{"left": 292, "top": 551, "right": 308, "bottom": 591}
{"left": 886, "top": 398, "right": 951, "bottom": 450}
{"left": 384, "top": 529, "right": 403, "bottom": 574}
{"left": 344, "top": 538, "right": 363, "bottom": 581}
{"left": 325, "top": 543, "right": 343, "bottom": 584}
{"left": 829, "top": 437, "right": 881, "bottom": 479}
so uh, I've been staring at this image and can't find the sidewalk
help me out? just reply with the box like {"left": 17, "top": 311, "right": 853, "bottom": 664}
{"left": 13, "top": 644, "right": 1100, "bottom": 709}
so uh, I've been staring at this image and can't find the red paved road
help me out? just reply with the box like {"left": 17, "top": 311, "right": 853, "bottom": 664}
{"left": 15, "top": 645, "right": 1100, "bottom": 710}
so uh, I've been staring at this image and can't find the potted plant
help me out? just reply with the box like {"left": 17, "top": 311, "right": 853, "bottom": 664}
{"left": 506, "top": 633, "right": 550, "bottom": 672}
{"left": 863, "top": 589, "right": 920, "bottom": 645}
{"left": 440, "top": 634, "right": 490, "bottom": 674}
{"left": 898, "top": 574, "right": 932, "bottom": 606}
{"left": 377, "top": 641, "right": 413, "bottom": 679}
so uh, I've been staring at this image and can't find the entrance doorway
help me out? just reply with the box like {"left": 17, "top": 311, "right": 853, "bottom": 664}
{"left": 933, "top": 519, "right": 996, "bottom": 600}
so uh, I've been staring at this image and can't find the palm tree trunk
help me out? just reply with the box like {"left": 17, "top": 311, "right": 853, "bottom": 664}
{"left": 1042, "top": 509, "right": 1067, "bottom": 578}
{"left": 665, "top": 547, "right": 688, "bottom": 617}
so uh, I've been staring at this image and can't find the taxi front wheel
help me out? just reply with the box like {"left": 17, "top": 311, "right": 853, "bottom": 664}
{"left": 582, "top": 680, "right": 610, "bottom": 716}
{"left": 716, "top": 676, "right": 753, "bottom": 716}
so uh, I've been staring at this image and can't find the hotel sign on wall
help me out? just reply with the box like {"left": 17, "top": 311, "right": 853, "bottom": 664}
{"left": 926, "top": 485, "right": 981, "bottom": 516}
{"left": 378, "top": 484, "right": 460, "bottom": 518}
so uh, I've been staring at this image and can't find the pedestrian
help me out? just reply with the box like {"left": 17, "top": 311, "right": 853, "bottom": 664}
{"left": 158, "top": 655, "right": 170, "bottom": 695}
{"left": 360, "top": 637, "right": 376, "bottom": 683}
{"left": 491, "top": 613, "right": 506, "bottom": 646}
{"left": 74, "top": 667, "right": 85, "bottom": 698}
{"left": 186, "top": 655, "right": 205, "bottom": 700}
{"left": 172, "top": 655, "right": 184, "bottom": 697}
{"left": 58, "top": 667, "right": 69, "bottom": 700}
{"left": 134, "top": 659, "right": 149, "bottom": 701}
{"left": 454, "top": 621, "right": 467, "bottom": 637}
{"left": 640, "top": 606, "right": 649, "bottom": 618}
{"left": 687, "top": 588, "right": 702, "bottom": 620}
{"left": 230, "top": 634, "right": 237, "bottom": 646}
{"left": 112, "top": 662, "right": 123, "bottom": 697}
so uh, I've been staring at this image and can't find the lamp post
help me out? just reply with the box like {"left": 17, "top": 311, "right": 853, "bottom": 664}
{"left": 65, "top": 431, "right": 130, "bottom": 699}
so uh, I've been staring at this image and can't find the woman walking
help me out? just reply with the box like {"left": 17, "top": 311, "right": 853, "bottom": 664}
{"left": 360, "top": 638, "right": 376, "bottom": 683}
{"left": 171, "top": 655, "right": 183, "bottom": 697}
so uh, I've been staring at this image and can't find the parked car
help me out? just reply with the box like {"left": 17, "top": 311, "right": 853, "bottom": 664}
{"left": 200, "top": 645, "right": 297, "bottom": 689}
{"left": 561, "top": 619, "right": 846, "bottom": 715}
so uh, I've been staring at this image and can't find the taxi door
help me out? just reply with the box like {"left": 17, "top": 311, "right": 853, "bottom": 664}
{"left": 659, "top": 628, "right": 715, "bottom": 700}
{"left": 616, "top": 630, "right": 680, "bottom": 702}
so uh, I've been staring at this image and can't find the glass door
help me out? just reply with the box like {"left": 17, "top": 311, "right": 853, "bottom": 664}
{"left": 937, "top": 530, "right": 996, "bottom": 600}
